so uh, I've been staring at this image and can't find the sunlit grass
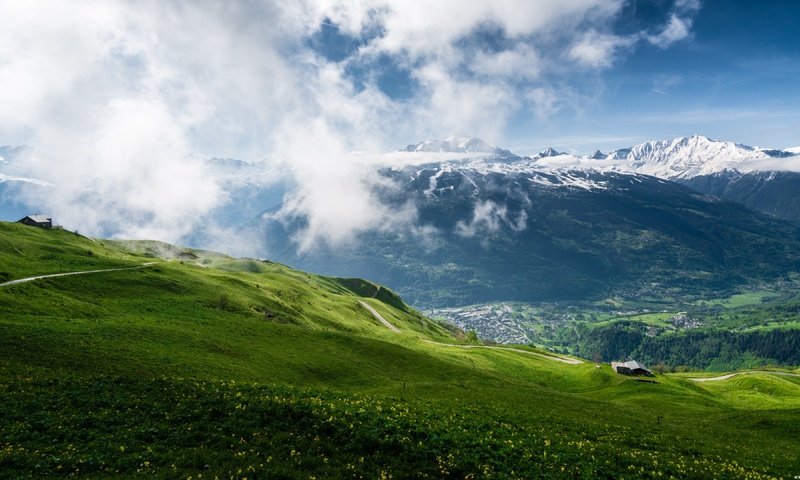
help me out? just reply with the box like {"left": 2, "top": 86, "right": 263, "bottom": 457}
{"left": 2, "top": 221, "right": 800, "bottom": 478}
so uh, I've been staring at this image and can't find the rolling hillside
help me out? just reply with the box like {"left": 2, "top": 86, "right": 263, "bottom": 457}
{"left": 2, "top": 221, "right": 800, "bottom": 478}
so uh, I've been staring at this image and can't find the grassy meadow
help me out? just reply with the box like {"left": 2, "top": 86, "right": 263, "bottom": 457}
{"left": 1, "top": 221, "right": 799, "bottom": 478}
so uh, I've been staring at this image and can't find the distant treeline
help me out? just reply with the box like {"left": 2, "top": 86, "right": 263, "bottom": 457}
{"left": 576, "top": 322, "right": 800, "bottom": 371}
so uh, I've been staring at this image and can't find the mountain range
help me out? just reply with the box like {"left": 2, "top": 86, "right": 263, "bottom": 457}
{"left": 3, "top": 134, "right": 800, "bottom": 309}
{"left": 259, "top": 151, "right": 800, "bottom": 307}
{"left": 253, "top": 136, "right": 800, "bottom": 306}
{"left": 397, "top": 134, "right": 800, "bottom": 223}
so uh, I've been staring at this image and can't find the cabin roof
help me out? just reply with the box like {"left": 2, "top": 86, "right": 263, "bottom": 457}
{"left": 24, "top": 214, "right": 52, "bottom": 223}
{"left": 624, "top": 360, "right": 649, "bottom": 371}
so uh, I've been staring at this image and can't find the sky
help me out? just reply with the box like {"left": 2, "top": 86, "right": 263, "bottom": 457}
{"left": 1, "top": 0, "right": 799, "bottom": 243}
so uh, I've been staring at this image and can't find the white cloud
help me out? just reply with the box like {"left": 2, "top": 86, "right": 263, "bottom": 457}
{"left": 455, "top": 200, "right": 527, "bottom": 238}
{"left": 309, "top": 0, "right": 625, "bottom": 59}
{"left": 647, "top": 14, "right": 692, "bottom": 48}
{"left": 267, "top": 119, "right": 417, "bottom": 252}
{"left": 0, "top": 1, "right": 303, "bottom": 241}
{"left": 411, "top": 64, "right": 516, "bottom": 142}
{"left": 568, "top": 31, "right": 636, "bottom": 69}
{"left": 456, "top": 201, "right": 506, "bottom": 237}
{"left": 675, "top": 0, "right": 702, "bottom": 13}
{"left": 525, "top": 88, "right": 562, "bottom": 120}
{"left": 469, "top": 45, "right": 542, "bottom": 80}
{"left": 646, "top": 0, "right": 700, "bottom": 49}
{"left": 0, "top": 0, "right": 699, "bottom": 250}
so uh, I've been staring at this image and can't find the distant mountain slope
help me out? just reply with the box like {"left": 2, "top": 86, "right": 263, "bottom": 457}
{"left": 680, "top": 170, "right": 800, "bottom": 223}
{"left": 532, "top": 135, "right": 800, "bottom": 222}
{"left": 260, "top": 157, "right": 800, "bottom": 307}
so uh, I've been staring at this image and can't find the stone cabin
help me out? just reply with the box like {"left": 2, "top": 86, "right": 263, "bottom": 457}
{"left": 17, "top": 215, "right": 53, "bottom": 229}
{"left": 612, "top": 360, "right": 653, "bottom": 376}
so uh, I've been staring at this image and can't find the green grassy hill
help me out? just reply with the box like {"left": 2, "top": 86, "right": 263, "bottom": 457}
{"left": 1, "top": 221, "right": 799, "bottom": 478}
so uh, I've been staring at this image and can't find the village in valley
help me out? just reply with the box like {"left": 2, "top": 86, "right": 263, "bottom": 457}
{"left": 426, "top": 299, "right": 716, "bottom": 361}
{"left": 428, "top": 302, "right": 696, "bottom": 343}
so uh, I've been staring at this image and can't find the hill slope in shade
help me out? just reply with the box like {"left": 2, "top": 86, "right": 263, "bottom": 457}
{"left": 679, "top": 170, "right": 800, "bottom": 223}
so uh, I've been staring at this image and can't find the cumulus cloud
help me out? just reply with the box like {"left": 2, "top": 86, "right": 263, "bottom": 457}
{"left": 455, "top": 200, "right": 527, "bottom": 239}
{"left": 648, "top": 14, "right": 692, "bottom": 48}
{"left": 568, "top": 32, "right": 636, "bottom": 69}
{"left": 469, "top": 45, "right": 543, "bottom": 80}
{"left": 309, "top": 0, "right": 625, "bottom": 60}
{"left": 525, "top": 88, "right": 562, "bottom": 120}
{"left": 647, "top": 0, "right": 701, "bottom": 48}
{"left": 266, "top": 119, "right": 418, "bottom": 252}
{"left": 0, "top": 0, "right": 700, "bottom": 250}
{"left": 0, "top": 0, "right": 304, "bottom": 241}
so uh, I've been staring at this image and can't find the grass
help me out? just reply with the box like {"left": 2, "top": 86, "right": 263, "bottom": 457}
{"left": 591, "top": 312, "right": 674, "bottom": 328}
{"left": 2, "top": 221, "right": 800, "bottom": 478}
{"left": 0, "top": 223, "right": 138, "bottom": 281}
{"left": 4, "top": 372, "right": 797, "bottom": 479}
{"left": 741, "top": 320, "right": 800, "bottom": 332}
{"left": 692, "top": 290, "right": 779, "bottom": 308}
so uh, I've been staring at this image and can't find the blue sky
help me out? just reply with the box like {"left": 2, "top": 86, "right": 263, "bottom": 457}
{"left": 307, "top": 1, "right": 800, "bottom": 154}
{"left": 570, "top": 0, "right": 800, "bottom": 153}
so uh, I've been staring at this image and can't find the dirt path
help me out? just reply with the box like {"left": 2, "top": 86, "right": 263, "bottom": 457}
{"left": 0, "top": 263, "right": 158, "bottom": 288}
{"left": 422, "top": 339, "right": 583, "bottom": 364}
{"left": 690, "top": 371, "right": 800, "bottom": 382}
{"left": 358, "top": 300, "right": 401, "bottom": 333}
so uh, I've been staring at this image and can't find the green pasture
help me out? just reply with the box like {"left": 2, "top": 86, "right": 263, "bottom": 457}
{"left": 2, "top": 221, "right": 799, "bottom": 478}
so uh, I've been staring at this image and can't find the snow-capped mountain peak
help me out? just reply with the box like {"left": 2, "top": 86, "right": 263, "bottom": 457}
{"left": 400, "top": 134, "right": 799, "bottom": 180}
{"left": 400, "top": 136, "right": 520, "bottom": 161}
{"left": 403, "top": 136, "right": 490, "bottom": 153}
{"left": 610, "top": 135, "right": 800, "bottom": 179}
{"left": 537, "top": 147, "right": 563, "bottom": 158}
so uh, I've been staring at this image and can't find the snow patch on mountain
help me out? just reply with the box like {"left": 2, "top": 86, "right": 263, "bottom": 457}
{"left": 400, "top": 157, "right": 612, "bottom": 194}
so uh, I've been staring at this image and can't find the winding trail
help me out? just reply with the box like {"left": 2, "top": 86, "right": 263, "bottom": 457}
{"left": 358, "top": 298, "right": 583, "bottom": 364}
{"left": 358, "top": 300, "right": 401, "bottom": 333}
{"left": 689, "top": 371, "right": 800, "bottom": 382}
{"left": 0, "top": 263, "right": 158, "bottom": 288}
{"left": 422, "top": 339, "right": 584, "bottom": 364}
